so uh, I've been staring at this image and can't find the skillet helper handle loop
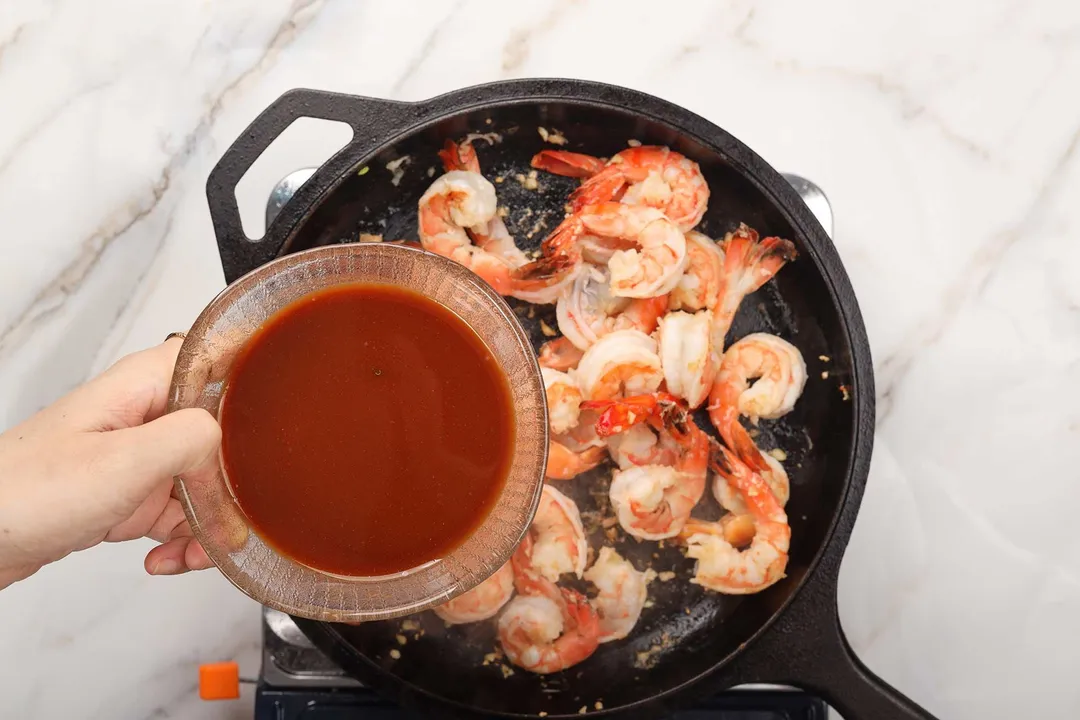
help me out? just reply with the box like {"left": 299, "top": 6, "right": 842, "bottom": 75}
{"left": 205, "top": 88, "right": 375, "bottom": 247}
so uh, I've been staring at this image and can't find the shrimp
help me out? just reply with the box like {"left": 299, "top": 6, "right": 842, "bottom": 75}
{"left": 542, "top": 367, "right": 583, "bottom": 435}
{"left": 541, "top": 368, "right": 607, "bottom": 480}
{"left": 547, "top": 439, "right": 607, "bottom": 481}
{"left": 538, "top": 336, "right": 584, "bottom": 371}
{"left": 707, "top": 332, "right": 807, "bottom": 445}
{"left": 669, "top": 231, "right": 724, "bottom": 312}
{"left": 605, "top": 422, "right": 680, "bottom": 470}
{"left": 497, "top": 589, "right": 600, "bottom": 674}
{"left": 531, "top": 149, "right": 607, "bottom": 178}
{"left": 438, "top": 137, "right": 580, "bottom": 303}
{"left": 585, "top": 393, "right": 709, "bottom": 540}
{"left": 681, "top": 442, "right": 790, "bottom": 594}
{"left": 432, "top": 561, "right": 514, "bottom": 625}
{"left": 583, "top": 547, "right": 648, "bottom": 643}
{"left": 557, "top": 266, "right": 668, "bottom": 351}
{"left": 711, "top": 224, "right": 797, "bottom": 350}
{"left": 657, "top": 310, "right": 716, "bottom": 409}
{"left": 515, "top": 203, "right": 687, "bottom": 303}
{"left": 713, "top": 445, "right": 789, "bottom": 513}
{"left": 579, "top": 203, "right": 687, "bottom": 298}
{"left": 510, "top": 219, "right": 584, "bottom": 305}
{"left": 575, "top": 329, "right": 664, "bottom": 401}
{"left": 438, "top": 137, "right": 532, "bottom": 268}
{"left": 418, "top": 171, "right": 518, "bottom": 294}
{"left": 535, "top": 146, "right": 709, "bottom": 233}
{"left": 512, "top": 484, "right": 588, "bottom": 590}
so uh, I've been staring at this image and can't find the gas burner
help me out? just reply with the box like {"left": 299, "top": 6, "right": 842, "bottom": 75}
{"left": 251, "top": 171, "right": 835, "bottom": 719}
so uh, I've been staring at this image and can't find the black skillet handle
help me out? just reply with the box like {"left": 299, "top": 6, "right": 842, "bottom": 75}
{"left": 725, "top": 565, "right": 938, "bottom": 720}
{"left": 205, "top": 88, "right": 409, "bottom": 281}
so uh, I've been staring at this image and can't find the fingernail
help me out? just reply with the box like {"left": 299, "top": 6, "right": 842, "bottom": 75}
{"left": 151, "top": 559, "right": 181, "bottom": 575}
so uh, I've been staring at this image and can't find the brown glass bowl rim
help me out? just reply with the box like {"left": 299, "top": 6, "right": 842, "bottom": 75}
{"left": 168, "top": 243, "right": 548, "bottom": 621}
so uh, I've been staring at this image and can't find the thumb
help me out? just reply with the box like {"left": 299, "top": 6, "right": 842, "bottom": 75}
{"left": 97, "top": 408, "right": 222, "bottom": 506}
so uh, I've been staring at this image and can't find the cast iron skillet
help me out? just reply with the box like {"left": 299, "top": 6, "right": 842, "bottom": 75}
{"left": 206, "top": 80, "right": 937, "bottom": 720}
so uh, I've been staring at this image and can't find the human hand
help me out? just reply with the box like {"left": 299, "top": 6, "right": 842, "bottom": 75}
{"left": 0, "top": 338, "right": 221, "bottom": 590}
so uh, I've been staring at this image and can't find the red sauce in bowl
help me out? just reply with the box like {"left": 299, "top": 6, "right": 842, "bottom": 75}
{"left": 219, "top": 283, "right": 514, "bottom": 577}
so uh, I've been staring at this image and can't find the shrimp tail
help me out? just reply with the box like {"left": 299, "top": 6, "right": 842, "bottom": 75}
{"left": 570, "top": 166, "right": 627, "bottom": 210}
{"left": 538, "top": 337, "right": 584, "bottom": 370}
{"left": 512, "top": 251, "right": 577, "bottom": 287}
{"left": 439, "top": 138, "right": 482, "bottom": 173}
{"left": 511, "top": 220, "right": 583, "bottom": 292}
{"left": 583, "top": 392, "right": 685, "bottom": 437}
{"left": 546, "top": 441, "right": 606, "bottom": 480}
{"left": 709, "top": 440, "right": 784, "bottom": 519}
{"left": 727, "top": 419, "right": 772, "bottom": 475}
{"left": 723, "top": 224, "right": 797, "bottom": 293}
{"left": 531, "top": 150, "right": 606, "bottom": 178}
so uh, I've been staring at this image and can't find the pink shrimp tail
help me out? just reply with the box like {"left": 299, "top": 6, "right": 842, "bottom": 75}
{"left": 722, "top": 224, "right": 797, "bottom": 292}
{"left": 546, "top": 441, "right": 606, "bottom": 480}
{"left": 438, "top": 138, "right": 481, "bottom": 173}
{"left": 511, "top": 218, "right": 583, "bottom": 291}
{"left": 538, "top": 337, "right": 584, "bottom": 370}
{"left": 583, "top": 392, "right": 684, "bottom": 437}
{"left": 570, "top": 167, "right": 628, "bottom": 211}
{"left": 531, "top": 150, "right": 606, "bottom": 178}
{"left": 622, "top": 294, "right": 670, "bottom": 334}
{"left": 709, "top": 441, "right": 784, "bottom": 519}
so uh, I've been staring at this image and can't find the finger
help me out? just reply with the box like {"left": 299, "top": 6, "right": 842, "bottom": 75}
{"left": 104, "top": 482, "right": 175, "bottom": 543}
{"left": 145, "top": 537, "right": 193, "bottom": 575}
{"left": 185, "top": 538, "right": 214, "bottom": 570}
{"left": 144, "top": 497, "right": 192, "bottom": 544}
{"left": 145, "top": 536, "right": 214, "bottom": 575}
{"left": 44, "top": 338, "right": 184, "bottom": 432}
{"left": 92, "top": 408, "right": 221, "bottom": 516}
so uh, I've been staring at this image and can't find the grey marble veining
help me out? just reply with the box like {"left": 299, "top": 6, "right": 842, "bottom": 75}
{"left": 2, "top": 1, "right": 1080, "bottom": 718}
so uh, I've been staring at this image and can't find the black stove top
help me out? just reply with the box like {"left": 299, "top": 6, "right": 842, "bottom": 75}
{"left": 256, "top": 610, "right": 828, "bottom": 719}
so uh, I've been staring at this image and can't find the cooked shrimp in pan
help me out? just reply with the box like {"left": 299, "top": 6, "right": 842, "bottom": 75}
{"left": 583, "top": 547, "right": 648, "bottom": 643}
{"left": 657, "top": 309, "right": 716, "bottom": 409}
{"left": 497, "top": 589, "right": 600, "bottom": 674}
{"left": 710, "top": 224, "right": 797, "bottom": 350}
{"left": 575, "top": 330, "right": 664, "bottom": 401}
{"left": 579, "top": 203, "right": 687, "bottom": 299}
{"left": 418, "top": 171, "right": 518, "bottom": 294}
{"left": 534, "top": 146, "right": 709, "bottom": 232}
{"left": 557, "top": 266, "right": 668, "bottom": 351}
{"left": 510, "top": 218, "right": 585, "bottom": 305}
{"left": 538, "top": 336, "right": 584, "bottom": 371}
{"left": 605, "top": 422, "right": 680, "bottom": 470}
{"left": 542, "top": 367, "right": 583, "bottom": 435}
{"left": 512, "top": 484, "right": 588, "bottom": 589}
{"left": 541, "top": 368, "right": 606, "bottom": 480}
{"left": 531, "top": 149, "right": 607, "bottom": 178}
{"left": 681, "top": 442, "right": 789, "bottom": 595}
{"left": 708, "top": 332, "right": 807, "bottom": 447}
{"left": 586, "top": 393, "right": 709, "bottom": 540}
{"left": 713, "top": 444, "right": 789, "bottom": 514}
{"left": 547, "top": 438, "right": 607, "bottom": 481}
{"left": 438, "top": 138, "right": 530, "bottom": 269}
{"left": 669, "top": 231, "right": 724, "bottom": 312}
{"left": 433, "top": 561, "right": 514, "bottom": 625}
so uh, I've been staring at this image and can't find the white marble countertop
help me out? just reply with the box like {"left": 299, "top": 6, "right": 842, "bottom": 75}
{"left": 3, "top": 1, "right": 1080, "bottom": 718}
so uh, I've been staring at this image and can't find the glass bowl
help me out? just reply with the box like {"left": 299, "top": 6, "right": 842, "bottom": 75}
{"left": 168, "top": 243, "right": 548, "bottom": 622}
